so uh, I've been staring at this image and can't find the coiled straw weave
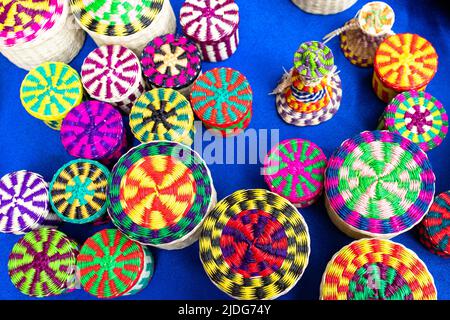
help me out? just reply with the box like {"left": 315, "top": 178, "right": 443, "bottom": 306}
{"left": 292, "top": 0, "right": 357, "bottom": 15}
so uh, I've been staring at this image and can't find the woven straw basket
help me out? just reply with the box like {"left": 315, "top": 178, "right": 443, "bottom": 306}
{"left": 292, "top": 0, "right": 358, "bottom": 15}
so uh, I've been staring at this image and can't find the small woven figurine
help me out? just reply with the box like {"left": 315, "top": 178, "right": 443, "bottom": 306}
{"left": 180, "top": 0, "right": 240, "bottom": 62}
{"left": 274, "top": 41, "right": 342, "bottom": 126}
{"left": 320, "top": 239, "right": 438, "bottom": 300}
{"left": 0, "top": 0, "right": 85, "bottom": 70}
{"left": 70, "top": 0, "right": 176, "bottom": 55}
{"left": 292, "top": 0, "right": 358, "bottom": 15}
{"left": 199, "top": 189, "right": 310, "bottom": 300}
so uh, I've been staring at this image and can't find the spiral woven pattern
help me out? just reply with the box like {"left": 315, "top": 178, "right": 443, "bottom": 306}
{"left": 190, "top": 67, "right": 252, "bottom": 134}
{"left": 418, "top": 191, "right": 450, "bottom": 257}
{"left": 374, "top": 34, "right": 438, "bottom": 92}
{"left": 70, "top": 0, "right": 164, "bottom": 36}
{"left": 200, "top": 189, "right": 310, "bottom": 300}
{"left": 49, "top": 159, "right": 110, "bottom": 224}
{"left": 0, "top": 0, "right": 64, "bottom": 46}
{"left": 8, "top": 228, "right": 79, "bottom": 297}
{"left": 294, "top": 41, "right": 334, "bottom": 80}
{"left": 142, "top": 34, "right": 201, "bottom": 90}
{"left": 383, "top": 91, "right": 448, "bottom": 152}
{"left": 358, "top": 1, "right": 395, "bottom": 36}
{"left": 77, "top": 229, "right": 154, "bottom": 298}
{"left": 108, "top": 141, "right": 215, "bottom": 247}
{"left": 61, "top": 101, "right": 124, "bottom": 160}
{"left": 0, "top": 171, "right": 59, "bottom": 234}
{"left": 325, "top": 130, "right": 435, "bottom": 238}
{"left": 292, "top": 0, "right": 357, "bottom": 15}
{"left": 81, "top": 45, "right": 142, "bottom": 103}
{"left": 130, "top": 88, "right": 194, "bottom": 144}
{"left": 263, "top": 139, "right": 327, "bottom": 207}
{"left": 320, "top": 239, "right": 437, "bottom": 300}
{"left": 20, "top": 62, "right": 83, "bottom": 126}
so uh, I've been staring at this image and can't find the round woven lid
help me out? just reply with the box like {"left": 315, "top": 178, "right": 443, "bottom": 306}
{"left": 108, "top": 141, "right": 214, "bottom": 246}
{"left": 60, "top": 101, "right": 124, "bottom": 160}
{"left": 0, "top": 171, "right": 49, "bottom": 234}
{"left": 130, "top": 88, "right": 194, "bottom": 143}
{"left": 190, "top": 67, "right": 252, "bottom": 129}
{"left": 77, "top": 229, "right": 153, "bottom": 298}
{"left": 325, "top": 130, "right": 435, "bottom": 237}
{"left": 8, "top": 228, "right": 79, "bottom": 297}
{"left": 142, "top": 34, "right": 201, "bottom": 89}
{"left": 0, "top": 0, "right": 64, "bottom": 47}
{"left": 81, "top": 45, "right": 141, "bottom": 102}
{"left": 200, "top": 189, "right": 310, "bottom": 300}
{"left": 70, "top": 0, "right": 164, "bottom": 37}
{"left": 418, "top": 191, "right": 450, "bottom": 257}
{"left": 357, "top": 1, "right": 395, "bottom": 36}
{"left": 384, "top": 91, "right": 448, "bottom": 152}
{"left": 374, "top": 33, "right": 438, "bottom": 91}
{"left": 20, "top": 62, "right": 83, "bottom": 121}
{"left": 49, "top": 159, "right": 110, "bottom": 224}
{"left": 180, "top": 0, "right": 239, "bottom": 44}
{"left": 320, "top": 239, "right": 437, "bottom": 300}
{"left": 294, "top": 41, "right": 334, "bottom": 80}
{"left": 263, "top": 139, "right": 327, "bottom": 207}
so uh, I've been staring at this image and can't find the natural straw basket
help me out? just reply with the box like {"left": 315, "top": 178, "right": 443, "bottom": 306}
{"left": 199, "top": 189, "right": 310, "bottom": 300}
{"left": 292, "top": 0, "right": 357, "bottom": 15}
{"left": 190, "top": 67, "right": 253, "bottom": 137}
{"left": 70, "top": 0, "right": 176, "bottom": 56}
{"left": 20, "top": 62, "right": 83, "bottom": 130}
{"left": 108, "top": 141, "right": 217, "bottom": 250}
{"left": 8, "top": 228, "right": 79, "bottom": 297}
{"left": 141, "top": 33, "right": 202, "bottom": 97}
{"left": 49, "top": 159, "right": 110, "bottom": 224}
{"left": 0, "top": 0, "right": 85, "bottom": 70}
{"left": 0, "top": 171, "right": 60, "bottom": 234}
{"left": 324, "top": 130, "right": 435, "bottom": 239}
{"left": 81, "top": 45, "right": 146, "bottom": 114}
{"left": 263, "top": 138, "right": 327, "bottom": 208}
{"left": 320, "top": 239, "right": 438, "bottom": 300}
{"left": 130, "top": 88, "right": 195, "bottom": 146}
{"left": 380, "top": 91, "right": 448, "bottom": 152}
{"left": 417, "top": 191, "right": 450, "bottom": 257}
{"left": 77, "top": 229, "right": 154, "bottom": 298}
{"left": 373, "top": 33, "right": 438, "bottom": 103}
{"left": 180, "top": 0, "right": 240, "bottom": 62}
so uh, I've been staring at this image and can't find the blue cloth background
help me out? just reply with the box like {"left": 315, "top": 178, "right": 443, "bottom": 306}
{"left": 0, "top": 0, "right": 448, "bottom": 300}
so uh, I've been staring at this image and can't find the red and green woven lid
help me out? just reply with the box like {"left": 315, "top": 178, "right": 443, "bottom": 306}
{"left": 77, "top": 229, "right": 154, "bottom": 298}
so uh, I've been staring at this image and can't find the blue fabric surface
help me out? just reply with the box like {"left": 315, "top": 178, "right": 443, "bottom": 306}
{"left": 0, "top": 0, "right": 448, "bottom": 300}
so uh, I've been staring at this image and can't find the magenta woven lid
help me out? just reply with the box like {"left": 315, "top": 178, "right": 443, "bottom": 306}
{"left": 180, "top": 0, "right": 239, "bottom": 44}
{"left": 60, "top": 101, "right": 124, "bottom": 160}
{"left": 141, "top": 34, "right": 201, "bottom": 89}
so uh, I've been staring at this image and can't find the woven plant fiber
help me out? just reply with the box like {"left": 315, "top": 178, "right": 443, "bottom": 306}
{"left": 292, "top": 0, "right": 357, "bottom": 15}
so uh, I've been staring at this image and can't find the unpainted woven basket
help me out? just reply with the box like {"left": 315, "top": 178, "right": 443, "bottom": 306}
{"left": 292, "top": 0, "right": 358, "bottom": 15}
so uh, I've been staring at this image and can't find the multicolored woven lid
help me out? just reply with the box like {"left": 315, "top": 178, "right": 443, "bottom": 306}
{"left": 8, "top": 228, "right": 79, "bottom": 297}
{"left": 49, "top": 159, "right": 110, "bottom": 224}
{"left": 70, "top": 0, "right": 164, "bottom": 37}
{"left": 0, "top": 171, "right": 56, "bottom": 234}
{"left": 20, "top": 62, "right": 83, "bottom": 122}
{"left": 0, "top": 0, "right": 64, "bottom": 47}
{"left": 357, "top": 1, "right": 395, "bottom": 36}
{"left": 294, "top": 41, "right": 335, "bottom": 81}
{"left": 418, "top": 191, "right": 450, "bottom": 257}
{"left": 81, "top": 45, "right": 142, "bottom": 102}
{"left": 130, "top": 88, "right": 194, "bottom": 144}
{"left": 200, "top": 189, "right": 310, "bottom": 300}
{"left": 263, "top": 139, "right": 327, "bottom": 207}
{"left": 325, "top": 130, "right": 435, "bottom": 238}
{"left": 180, "top": 0, "right": 239, "bottom": 44}
{"left": 142, "top": 34, "right": 201, "bottom": 89}
{"left": 320, "top": 239, "right": 437, "bottom": 300}
{"left": 190, "top": 67, "right": 252, "bottom": 130}
{"left": 383, "top": 91, "right": 448, "bottom": 152}
{"left": 108, "top": 141, "right": 215, "bottom": 248}
{"left": 77, "top": 229, "right": 154, "bottom": 298}
{"left": 374, "top": 34, "right": 438, "bottom": 91}
{"left": 60, "top": 101, "right": 124, "bottom": 160}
